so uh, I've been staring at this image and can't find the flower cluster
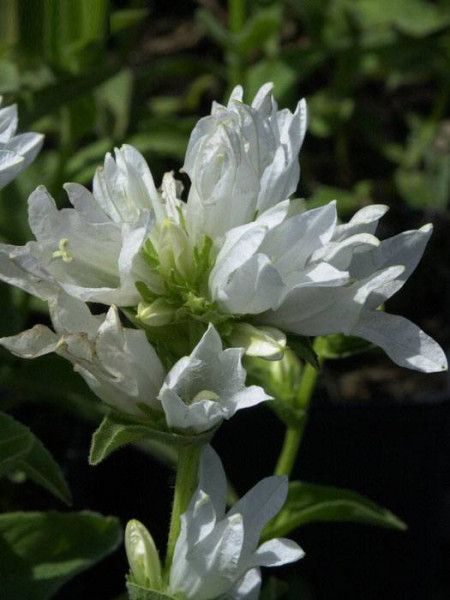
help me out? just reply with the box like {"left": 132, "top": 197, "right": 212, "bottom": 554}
{"left": 0, "top": 85, "right": 447, "bottom": 599}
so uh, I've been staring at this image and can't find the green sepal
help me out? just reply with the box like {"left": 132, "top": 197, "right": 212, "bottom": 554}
{"left": 0, "top": 510, "right": 122, "bottom": 600}
{"left": 286, "top": 335, "right": 320, "bottom": 370}
{"left": 314, "top": 333, "right": 374, "bottom": 360}
{"left": 262, "top": 480, "right": 407, "bottom": 541}
{"left": 0, "top": 412, "right": 71, "bottom": 504}
{"left": 127, "top": 581, "right": 177, "bottom": 600}
{"left": 89, "top": 410, "right": 217, "bottom": 466}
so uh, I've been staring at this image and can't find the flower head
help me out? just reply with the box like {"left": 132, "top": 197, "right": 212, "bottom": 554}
{"left": 169, "top": 445, "right": 304, "bottom": 600}
{"left": 0, "top": 98, "right": 44, "bottom": 189}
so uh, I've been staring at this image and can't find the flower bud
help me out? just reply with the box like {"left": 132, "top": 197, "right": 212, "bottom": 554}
{"left": 125, "top": 519, "right": 163, "bottom": 591}
{"left": 137, "top": 298, "right": 176, "bottom": 327}
{"left": 158, "top": 219, "right": 194, "bottom": 281}
{"left": 229, "top": 323, "right": 286, "bottom": 361}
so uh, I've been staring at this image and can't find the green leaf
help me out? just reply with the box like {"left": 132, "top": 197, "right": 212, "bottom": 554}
{"left": 196, "top": 8, "right": 231, "bottom": 50}
{"left": 0, "top": 511, "right": 122, "bottom": 600}
{"left": 315, "top": 333, "right": 374, "bottom": 360}
{"left": 287, "top": 335, "right": 320, "bottom": 370}
{"left": 127, "top": 582, "right": 177, "bottom": 600}
{"left": 235, "top": 6, "right": 282, "bottom": 55}
{"left": 89, "top": 411, "right": 216, "bottom": 466}
{"left": 263, "top": 481, "right": 407, "bottom": 540}
{"left": 0, "top": 413, "right": 71, "bottom": 504}
{"left": 247, "top": 58, "right": 296, "bottom": 102}
{"left": 0, "top": 413, "right": 33, "bottom": 476}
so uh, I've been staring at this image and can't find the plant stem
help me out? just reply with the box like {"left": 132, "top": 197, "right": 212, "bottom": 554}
{"left": 165, "top": 445, "right": 200, "bottom": 575}
{"left": 227, "top": 0, "right": 246, "bottom": 90}
{"left": 274, "top": 359, "right": 321, "bottom": 477}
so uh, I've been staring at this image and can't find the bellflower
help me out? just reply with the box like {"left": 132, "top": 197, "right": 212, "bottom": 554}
{"left": 209, "top": 201, "right": 448, "bottom": 373}
{"left": 0, "top": 292, "right": 166, "bottom": 417}
{"left": 168, "top": 445, "right": 303, "bottom": 600}
{"left": 0, "top": 99, "right": 43, "bottom": 189}
{"left": 184, "top": 83, "right": 308, "bottom": 243}
{"left": 0, "top": 144, "right": 168, "bottom": 306}
{"left": 0, "top": 295, "right": 269, "bottom": 431}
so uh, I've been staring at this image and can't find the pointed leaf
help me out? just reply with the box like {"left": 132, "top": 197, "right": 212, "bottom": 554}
{"left": 0, "top": 412, "right": 33, "bottom": 476}
{"left": 0, "top": 511, "right": 122, "bottom": 600}
{"left": 0, "top": 412, "right": 71, "bottom": 504}
{"left": 262, "top": 481, "right": 407, "bottom": 540}
{"left": 89, "top": 412, "right": 217, "bottom": 466}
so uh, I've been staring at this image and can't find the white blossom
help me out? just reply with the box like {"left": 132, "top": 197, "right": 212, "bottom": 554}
{"left": 0, "top": 297, "right": 269, "bottom": 430}
{"left": 0, "top": 99, "right": 43, "bottom": 190}
{"left": 184, "top": 83, "right": 307, "bottom": 243}
{"left": 169, "top": 445, "right": 304, "bottom": 600}
{"left": 0, "top": 145, "right": 168, "bottom": 307}
{"left": 0, "top": 292, "right": 166, "bottom": 417}
{"left": 158, "top": 324, "right": 271, "bottom": 433}
{"left": 210, "top": 201, "right": 448, "bottom": 373}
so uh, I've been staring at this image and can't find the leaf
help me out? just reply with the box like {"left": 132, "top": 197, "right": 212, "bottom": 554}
{"left": 127, "top": 582, "right": 177, "bottom": 600}
{"left": 0, "top": 413, "right": 33, "bottom": 476}
{"left": 89, "top": 411, "right": 217, "bottom": 466}
{"left": 19, "top": 66, "right": 120, "bottom": 127}
{"left": 0, "top": 511, "right": 122, "bottom": 600}
{"left": 0, "top": 412, "right": 71, "bottom": 504}
{"left": 247, "top": 58, "right": 296, "bottom": 102}
{"left": 262, "top": 481, "right": 407, "bottom": 540}
{"left": 196, "top": 9, "right": 231, "bottom": 50}
{"left": 286, "top": 335, "right": 320, "bottom": 370}
{"left": 314, "top": 333, "right": 374, "bottom": 360}
{"left": 235, "top": 6, "right": 282, "bottom": 55}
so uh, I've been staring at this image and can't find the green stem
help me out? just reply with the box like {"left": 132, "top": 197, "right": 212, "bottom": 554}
{"left": 165, "top": 445, "right": 200, "bottom": 575}
{"left": 227, "top": 0, "right": 246, "bottom": 89}
{"left": 274, "top": 358, "right": 321, "bottom": 477}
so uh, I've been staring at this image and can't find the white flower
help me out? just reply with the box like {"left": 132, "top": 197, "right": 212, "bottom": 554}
{"left": 210, "top": 201, "right": 448, "bottom": 373}
{"left": 184, "top": 83, "right": 307, "bottom": 243}
{"left": 0, "top": 292, "right": 166, "bottom": 417}
{"left": 158, "top": 324, "right": 271, "bottom": 433}
{"left": 169, "top": 445, "right": 304, "bottom": 600}
{"left": 0, "top": 296, "right": 269, "bottom": 430}
{"left": 0, "top": 99, "right": 43, "bottom": 189}
{"left": 0, "top": 145, "right": 167, "bottom": 306}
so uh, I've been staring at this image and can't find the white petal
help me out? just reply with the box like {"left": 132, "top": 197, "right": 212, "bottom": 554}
{"left": 199, "top": 445, "right": 227, "bottom": 519}
{"left": 352, "top": 310, "right": 448, "bottom": 373}
{"left": 229, "top": 476, "right": 288, "bottom": 556}
{"left": 0, "top": 325, "right": 58, "bottom": 358}
{"left": 227, "top": 568, "right": 261, "bottom": 600}
{"left": 217, "top": 253, "right": 284, "bottom": 314}
{"left": 333, "top": 204, "right": 389, "bottom": 241}
{"left": 249, "top": 538, "right": 304, "bottom": 568}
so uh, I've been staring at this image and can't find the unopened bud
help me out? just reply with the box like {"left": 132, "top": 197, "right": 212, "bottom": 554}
{"left": 137, "top": 298, "right": 175, "bottom": 327}
{"left": 158, "top": 219, "right": 194, "bottom": 281}
{"left": 229, "top": 323, "right": 286, "bottom": 361}
{"left": 125, "top": 519, "right": 163, "bottom": 590}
